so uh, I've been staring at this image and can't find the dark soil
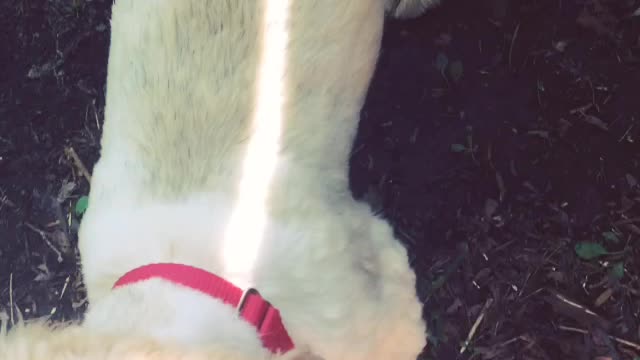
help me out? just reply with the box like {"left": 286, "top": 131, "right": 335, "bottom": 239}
{"left": 2, "top": 0, "right": 640, "bottom": 359}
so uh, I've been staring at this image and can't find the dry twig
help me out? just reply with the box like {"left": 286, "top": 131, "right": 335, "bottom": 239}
{"left": 9, "top": 273, "right": 14, "bottom": 326}
{"left": 24, "top": 222, "right": 63, "bottom": 263}
{"left": 508, "top": 22, "right": 521, "bottom": 69}
{"left": 559, "top": 325, "right": 640, "bottom": 352}
{"left": 460, "top": 298, "right": 494, "bottom": 354}
{"left": 64, "top": 146, "right": 92, "bottom": 183}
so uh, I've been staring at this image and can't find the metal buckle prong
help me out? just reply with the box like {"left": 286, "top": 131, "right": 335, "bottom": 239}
{"left": 236, "top": 287, "right": 259, "bottom": 315}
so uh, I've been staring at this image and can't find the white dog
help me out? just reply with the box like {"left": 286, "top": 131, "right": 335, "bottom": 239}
{"left": 1, "top": 0, "right": 439, "bottom": 359}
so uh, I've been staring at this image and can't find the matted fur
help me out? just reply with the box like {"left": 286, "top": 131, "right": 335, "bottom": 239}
{"left": 2, "top": 0, "right": 439, "bottom": 359}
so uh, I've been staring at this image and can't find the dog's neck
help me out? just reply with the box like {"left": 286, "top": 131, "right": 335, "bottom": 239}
{"left": 82, "top": 278, "right": 270, "bottom": 358}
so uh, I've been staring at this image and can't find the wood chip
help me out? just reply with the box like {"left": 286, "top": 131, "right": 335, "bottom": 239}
{"left": 582, "top": 114, "right": 609, "bottom": 131}
{"left": 594, "top": 288, "right": 614, "bottom": 307}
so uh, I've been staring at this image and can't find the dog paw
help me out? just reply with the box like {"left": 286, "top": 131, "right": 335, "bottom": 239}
{"left": 386, "top": 0, "right": 440, "bottom": 19}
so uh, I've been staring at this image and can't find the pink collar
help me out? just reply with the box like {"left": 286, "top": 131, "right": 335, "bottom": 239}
{"left": 112, "top": 263, "right": 295, "bottom": 354}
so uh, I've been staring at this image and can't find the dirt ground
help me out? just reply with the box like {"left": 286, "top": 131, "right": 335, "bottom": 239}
{"left": 1, "top": 0, "right": 639, "bottom": 359}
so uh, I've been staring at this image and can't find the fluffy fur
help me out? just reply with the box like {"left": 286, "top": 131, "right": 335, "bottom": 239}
{"left": 1, "top": 0, "right": 440, "bottom": 359}
{"left": 0, "top": 321, "right": 317, "bottom": 359}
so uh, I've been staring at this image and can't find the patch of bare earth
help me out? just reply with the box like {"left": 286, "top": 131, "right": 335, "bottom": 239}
{"left": 1, "top": 0, "right": 639, "bottom": 359}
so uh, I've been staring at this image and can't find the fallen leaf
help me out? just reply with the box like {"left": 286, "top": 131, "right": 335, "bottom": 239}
{"left": 602, "top": 231, "right": 620, "bottom": 243}
{"left": 575, "top": 242, "right": 608, "bottom": 260}
{"left": 610, "top": 262, "right": 624, "bottom": 279}
{"left": 75, "top": 195, "right": 89, "bottom": 216}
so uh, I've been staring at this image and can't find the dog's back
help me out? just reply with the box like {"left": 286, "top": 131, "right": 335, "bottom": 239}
{"left": 79, "top": 0, "right": 390, "bottom": 306}
{"left": 78, "top": 1, "right": 428, "bottom": 358}
{"left": 88, "top": 0, "right": 383, "bottom": 203}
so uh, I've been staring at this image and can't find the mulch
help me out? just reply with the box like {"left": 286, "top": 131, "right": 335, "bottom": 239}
{"left": 1, "top": 0, "right": 639, "bottom": 359}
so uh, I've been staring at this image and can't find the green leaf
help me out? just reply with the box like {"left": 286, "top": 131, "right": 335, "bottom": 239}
{"left": 602, "top": 231, "right": 620, "bottom": 243}
{"left": 75, "top": 195, "right": 89, "bottom": 216}
{"left": 449, "top": 60, "right": 464, "bottom": 82}
{"left": 435, "top": 53, "right": 449, "bottom": 72}
{"left": 574, "top": 242, "right": 608, "bottom": 260}
{"left": 610, "top": 262, "right": 624, "bottom": 279}
{"left": 451, "top": 143, "right": 467, "bottom": 153}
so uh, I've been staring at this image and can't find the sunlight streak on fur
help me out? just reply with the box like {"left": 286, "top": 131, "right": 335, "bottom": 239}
{"left": 222, "top": 0, "right": 290, "bottom": 287}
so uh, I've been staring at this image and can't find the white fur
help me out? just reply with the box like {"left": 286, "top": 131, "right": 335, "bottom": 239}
{"left": 2, "top": 0, "right": 440, "bottom": 359}
{"left": 387, "top": 0, "right": 441, "bottom": 18}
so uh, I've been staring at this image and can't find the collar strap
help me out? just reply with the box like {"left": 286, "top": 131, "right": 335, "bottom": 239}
{"left": 112, "top": 263, "right": 295, "bottom": 354}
